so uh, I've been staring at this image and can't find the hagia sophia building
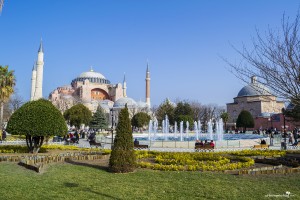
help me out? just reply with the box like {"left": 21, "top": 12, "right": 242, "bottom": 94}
{"left": 30, "top": 41, "right": 151, "bottom": 115}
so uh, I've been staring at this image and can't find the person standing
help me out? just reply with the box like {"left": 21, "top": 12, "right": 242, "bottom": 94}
{"left": 2, "top": 129, "right": 6, "bottom": 141}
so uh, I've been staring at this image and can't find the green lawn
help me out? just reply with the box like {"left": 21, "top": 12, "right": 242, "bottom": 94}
{"left": 0, "top": 162, "right": 299, "bottom": 200}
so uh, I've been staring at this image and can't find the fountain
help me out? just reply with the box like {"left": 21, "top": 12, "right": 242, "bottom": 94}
{"left": 148, "top": 119, "right": 153, "bottom": 141}
{"left": 137, "top": 117, "right": 263, "bottom": 146}
{"left": 174, "top": 121, "right": 178, "bottom": 138}
{"left": 153, "top": 118, "right": 158, "bottom": 140}
{"left": 194, "top": 121, "right": 199, "bottom": 140}
{"left": 198, "top": 120, "right": 201, "bottom": 134}
{"left": 217, "top": 118, "right": 224, "bottom": 141}
{"left": 208, "top": 119, "right": 213, "bottom": 140}
{"left": 162, "top": 119, "right": 165, "bottom": 137}
{"left": 186, "top": 121, "right": 189, "bottom": 139}
{"left": 180, "top": 121, "right": 183, "bottom": 141}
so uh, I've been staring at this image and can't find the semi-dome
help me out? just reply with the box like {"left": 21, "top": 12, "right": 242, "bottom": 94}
{"left": 237, "top": 76, "right": 271, "bottom": 97}
{"left": 136, "top": 101, "right": 148, "bottom": 108}
{"left": 114, "top": 97, "right": 137, "bottom": 108}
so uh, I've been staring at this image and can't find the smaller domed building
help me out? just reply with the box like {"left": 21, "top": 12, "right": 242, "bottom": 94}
{"left": 226, "top": 76, "right": 284, "bottom": 123}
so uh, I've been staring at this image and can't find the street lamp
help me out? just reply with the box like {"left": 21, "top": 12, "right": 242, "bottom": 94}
{"left": 110, "top": 108, "right": 115, "bottom": 149}
{"left": 281, "top": 108, "right": 287, "bottom": 150}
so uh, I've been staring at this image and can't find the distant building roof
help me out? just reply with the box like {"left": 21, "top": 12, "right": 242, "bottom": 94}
{"left": 237, "top": 76, "right": 271, "bottom": 97}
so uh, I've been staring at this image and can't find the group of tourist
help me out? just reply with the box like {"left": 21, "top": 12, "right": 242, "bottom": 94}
{"left": 195, "top": 139, "right": 214, "bottom": 148}
{"left": 64, "top": 130, "right": 80, "bottom": 144}
{"left": 290, "top": 127, "right": 299, "bottom": 146}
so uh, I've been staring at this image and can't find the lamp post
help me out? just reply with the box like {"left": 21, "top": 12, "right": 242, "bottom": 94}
{"left": 282, "top": 108, "right": 287, "bottom": 150}
{"left": 110, "top": 108, "right": 114, "bottom": 149}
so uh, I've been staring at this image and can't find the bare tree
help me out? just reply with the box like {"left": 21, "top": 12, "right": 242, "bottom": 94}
{"left": 9, "top": 93, "right": 24, "bottom": 113}
{"left": 0, "top": 0, "right": 4, "bottom": 13}
{"left": 226, "top": 12, "right": 300, "bottom": 105}
{"left": 189, "top": 100, "right": 203, "bottom": 120}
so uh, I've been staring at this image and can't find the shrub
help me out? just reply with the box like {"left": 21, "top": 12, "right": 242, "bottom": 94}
{"left": 6, "top": 99, "right": 68, "bottom": 153}
{"left": 109, "top": 105, "right": 136, "bottom": 173}
{"left": 131, "top": 112, "right": 151, "bottom": 130}
{"left": 89, "top": 106, "right": 108, "bottom": 131}
{"left": 64, "top": 104, "right": 92, "bottom": 129}
{"left": 236, "top": 110, "right": 254, "bottom": 132}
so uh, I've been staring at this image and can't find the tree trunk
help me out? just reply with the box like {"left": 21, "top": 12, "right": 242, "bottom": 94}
{"left": 26, "top": 134, "right": 44, "bottom": 153}
{"left": 26, "top": 134, "right": 34, "bottom": 153}
{"left": 0, "top": 101, "right": 3, "bottom": 127}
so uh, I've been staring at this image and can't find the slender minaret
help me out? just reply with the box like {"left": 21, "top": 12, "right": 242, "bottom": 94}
{"left": 123, "top": 73, "right": 127, "bottom": 97}
{"left": 30, "top": 64, "right": 37, "bottom": 101}
{"left": 34, "top": 40, "right": 44, "bottom": 100}
{"left": 145, "top": 62, "right": 151, "bottom": 107}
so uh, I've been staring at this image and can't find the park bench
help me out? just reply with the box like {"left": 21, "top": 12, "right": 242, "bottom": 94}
{"left": 252, "top": 144, "right": 269, "bottom": 149}
{"left": 195, "top": 144, "right": 214, "bottom": 152}
{"left": 89, "top": 140, "right": 101, "bottom": 148}
{"left": 134, "top": 144, "right": 149, "bottom": 150}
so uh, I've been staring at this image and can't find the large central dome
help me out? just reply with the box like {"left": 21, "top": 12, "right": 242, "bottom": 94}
{"left": 72, "top": 68, "right": 110, "bottom": 84}
{"left": 237, "top": 76, "right": 271, "bottom": 97}
{"left": 78, "top": 70, "right": 106, "bottom": 79}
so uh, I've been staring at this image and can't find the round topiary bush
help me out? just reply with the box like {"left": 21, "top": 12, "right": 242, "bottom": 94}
{"left": 6, "top": 99, "right": 68, "bottom": 153}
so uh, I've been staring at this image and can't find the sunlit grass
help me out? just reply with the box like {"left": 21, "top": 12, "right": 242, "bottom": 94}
{"left": 0, "top": 162, "right": 299, "bottom": 200}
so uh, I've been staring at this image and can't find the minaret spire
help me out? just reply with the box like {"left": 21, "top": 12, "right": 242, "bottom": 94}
{"left": 145, "top": 61, "right": 151, "bottom": 107}
{"left": 38, "top": 38, "right": 43, "bottom": 53}
{"left": 33, "top": 39, "right": 44, "bottom": 100}
{"left": 30, "top": 63, "right": 37, "bottom": 101}
{"left": 146, "top": 59, "right": 149, "bottom": 73}
{"left": 123, "top": 73, "right": 127, "bottom": 98}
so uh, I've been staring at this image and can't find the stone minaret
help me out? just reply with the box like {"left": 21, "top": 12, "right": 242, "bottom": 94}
{"left": 30, "top": 64, "right": 37, "bottom": 101}
{"left": 123, "top": 73, "right": 127, "bottom": 97}
{"left": 33, "top": 40, "right": 44, "bottom": 100}
{"left": 145, "top": 62, "right": 151, "bottom": 107}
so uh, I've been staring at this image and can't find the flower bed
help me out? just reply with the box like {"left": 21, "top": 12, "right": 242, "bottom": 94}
{"left": 136, "top": 151, "right": 255, "bottom": 171}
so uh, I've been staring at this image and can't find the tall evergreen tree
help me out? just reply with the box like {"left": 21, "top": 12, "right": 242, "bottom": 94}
{"left": 156, "top": 99, "right": 175, "bottom": 126}
{"left": 109, "top": 105, "right": 136, "bottom": 173}
{"left": 89, "top": 106, "right": 108, "bottom": 131}
{"left": 236, "top": 110, "right": 254, "bottom": 133}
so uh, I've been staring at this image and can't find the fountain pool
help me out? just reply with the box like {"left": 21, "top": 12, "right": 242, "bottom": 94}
{"left": 134, "top": 133, "right": 265, "bottom": 141}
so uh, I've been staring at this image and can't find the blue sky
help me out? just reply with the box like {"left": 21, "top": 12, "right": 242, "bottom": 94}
{"left": 0, "top": 0, "right": 299, "bottom": 107}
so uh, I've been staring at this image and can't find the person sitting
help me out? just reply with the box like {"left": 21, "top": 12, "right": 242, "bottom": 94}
{"left": 134, "top": 138, "right": 139, "bottom": 146}
{"left": 209, "top": 140, "right": 215, "bottom": 148}
{"left": 261, "top": 139, "right": 266, "bottom": 145}
{"left": 199, "top": 140, "right": 204, "bottom": 146}
{"left": 292, "top": 139, "right": 299, "bottom": 146}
